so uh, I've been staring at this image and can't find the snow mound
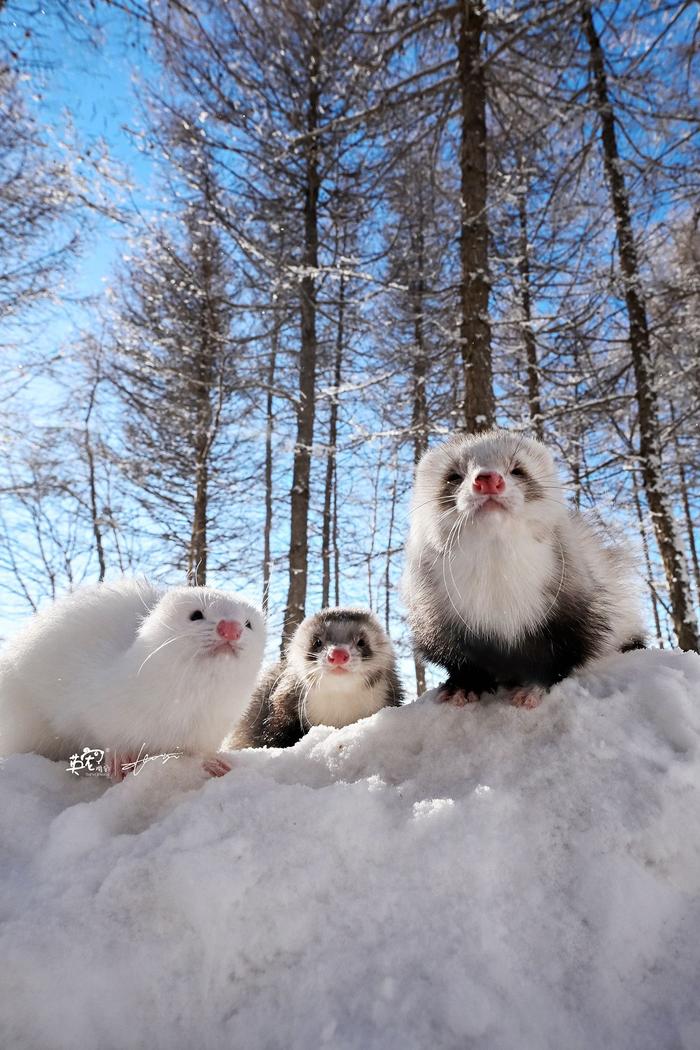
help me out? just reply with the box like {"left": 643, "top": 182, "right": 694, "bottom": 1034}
{"left": 1, "top": 649, "right": 700, "bottom": 1050}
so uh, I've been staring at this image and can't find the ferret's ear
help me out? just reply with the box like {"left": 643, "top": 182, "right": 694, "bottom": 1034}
{"left": 417, "top": 444, "right": 451, "bottom": 482}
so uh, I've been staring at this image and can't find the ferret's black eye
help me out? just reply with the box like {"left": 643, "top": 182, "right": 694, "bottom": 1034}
{"left": 446, "top": 471, "right": 462, "bottom": 484}
{"left": 245, "top": 619, "right": 252, "bottom": 630}
{"left": 310, "top": 636, "right": 323, "bottom": 653}
{"left": 189, "top": 610, "right": 204, "bottom": 621}
{"left": 511, "top": 465, "right": 526, "bottom": 478}
{"left": 357, "top": 637, "right": 366, "bottom": 649}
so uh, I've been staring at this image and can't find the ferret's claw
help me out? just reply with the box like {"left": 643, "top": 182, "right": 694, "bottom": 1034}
{"left": 437, "top": 687, "right": 481, "bottom": 707}
{"left": 203, "top": 755, "right": 231, "bottom": 778}
{"left": 510, "top": 687, "right": 544, "bottom": 710}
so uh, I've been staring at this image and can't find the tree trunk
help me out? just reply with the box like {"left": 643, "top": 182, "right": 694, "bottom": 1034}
{"left": 366, "top": 452, "right": 382, "bottom": 612}
{"left": 410, "top": 212, "right": 429, "bottom": 696}
{"left": 459, "top": 0, "right": 494, "bottom": 432}
{"left": 84, "top": 369, "right": 106, "bottom": 583}
{"left": 322, "top": 272, "right": 344, "bottom": 609}
{"left": 282, "top": 19, "right": 321, "bottom": 647}
{"left": 583, "top": 2, "right": 699, "bottom": 651}
{"left": 189, "top": 462, "right": 208, "bottom": 586}
{"left": 570, "top": 341, "right": 583, "bottom": 509}
{"left": 262, "top": 321, "right": 279, "bottom": 615}
{"left": 670, "top": 402, "right": 700, "bottom": 601}
{"left": 632, "top": 470, "right": 664, "bottom": 648}
{"left": 384, "top": 454, "right": 398, "bottom": 633}
{"left": 333, "top": 441, "right": 340, "bottom": 607}
{"left": 410, "top": 201, "right": 429, "bottom": 464}
{"left": 187, "top": 231, "right": 215, "bottom": 588}
{"left": 678, "top": 459, "right": 700, "bottom": 602}
{"left": 516, "top": 173, "right": 543, "bottom": 440}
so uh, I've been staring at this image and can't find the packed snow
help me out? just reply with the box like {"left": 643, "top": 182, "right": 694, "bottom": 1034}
{"left": 1, "top": 648, "right": 699, "bottom": 1050}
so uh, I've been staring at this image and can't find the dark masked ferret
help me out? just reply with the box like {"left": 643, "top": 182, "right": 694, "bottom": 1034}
{"left": 233, "top": 608, "right": 403, "bottom": 748}
{"left": 403, "top": 429, "right": 645, "bottom": 708}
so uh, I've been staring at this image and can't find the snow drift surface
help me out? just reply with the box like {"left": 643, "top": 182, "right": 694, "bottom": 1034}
{"left": 1, "top": 648, "right": 699, "bottom": 1050}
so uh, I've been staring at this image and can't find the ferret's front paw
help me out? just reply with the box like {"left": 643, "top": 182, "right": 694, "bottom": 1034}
{"left": 510, "top": 686, "right": 544, "bottom": 710}
{"left": 202, "top": 754, "right": 232, "bottom": 778}
{"left": 436, "top": 686, "right": 481, "bottom": 706}
{"left": 107, "top": 752, "right": 136, "bottom": 782}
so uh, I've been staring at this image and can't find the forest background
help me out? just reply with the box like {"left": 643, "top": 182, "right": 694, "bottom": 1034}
{"left": 1, "top": 0, "right": 698, "bottom": 692}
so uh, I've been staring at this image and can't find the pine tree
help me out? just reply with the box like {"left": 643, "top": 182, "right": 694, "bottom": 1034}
{"left": 107, "top": 159, "right": 243, "bottom": 583}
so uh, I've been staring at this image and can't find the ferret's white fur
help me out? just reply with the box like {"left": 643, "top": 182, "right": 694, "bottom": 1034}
{"left": 404, "top": 430, "right": 644, "bottom": 651}
{"left": 0, "top": 578, "right": 266, "bottom": 761}
{"left": 303, "top": 669, "right": 390, "bottom": 728}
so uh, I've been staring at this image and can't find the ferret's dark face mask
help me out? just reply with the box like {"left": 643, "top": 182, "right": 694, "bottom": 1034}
{"left": 307, "top": 625, "right": 372, "bottom": 668}
{"left": 425, "top": 434, "right": 565, "bottom": 542}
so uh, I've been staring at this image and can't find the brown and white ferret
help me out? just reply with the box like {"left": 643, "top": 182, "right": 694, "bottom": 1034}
{"left": 233, "top": 607, "right": 403, "bottom": 749}
{"left": 403, "top": 429, "right": 646, "bottom": 708}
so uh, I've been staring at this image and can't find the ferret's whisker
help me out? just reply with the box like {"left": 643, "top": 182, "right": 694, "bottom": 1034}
{"left": 137, "top": 633, "right": 188, "bottom": 675}
{"left": 298, "top": 669, "right": 321, "bottom": 733}
{"left": 446, "top": 524, "right": 474, "bottom": 634}
{"left": 540, "top": 527, "right": 567, "bottom": 621}
{"left": 440, "top": 517, "right": 475, "bottom": 638}
{"left": 248, "top": 695, "right": 267, "bottom": 730}
{"left": 507, "top": 432, "right": 527, "bottom": 474}
{"left": 410, "top": 496, "right": 455, "bottom": 515}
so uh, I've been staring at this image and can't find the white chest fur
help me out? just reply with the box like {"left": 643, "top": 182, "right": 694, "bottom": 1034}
{"left": 436, "top": 519, "right": 561, "bottom": 640}
{"left": 304, "top": 672, "right": 386, "bottom": 729}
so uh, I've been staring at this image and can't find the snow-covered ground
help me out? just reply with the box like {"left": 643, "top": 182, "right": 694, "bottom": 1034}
{"left": 1, "top": 648, "right": 699, "bottom": 1050}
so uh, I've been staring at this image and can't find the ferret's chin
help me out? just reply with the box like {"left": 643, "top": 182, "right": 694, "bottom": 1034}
{"left": 464, "top": 498, "right": 511, "bottom": 521}
{"left": 206, "top": 642, "right": 242, "bottom": 658}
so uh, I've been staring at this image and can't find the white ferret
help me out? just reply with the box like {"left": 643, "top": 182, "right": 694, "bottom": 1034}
{"left": 0, "top": 578, "right": 266, "bottom": 778}
{"left": 403, "top": 429, "right": 646, "bottom": 708}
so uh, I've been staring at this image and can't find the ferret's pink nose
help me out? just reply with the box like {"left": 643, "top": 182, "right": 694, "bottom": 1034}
{"left": 217, "top": 619, "right": 242, "bottom": 641}
{"left": 327, "top": 646, "right": 350, "bottom": 666}
{"left": 473, "top": 471, "right": 505, "bottom": 495}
